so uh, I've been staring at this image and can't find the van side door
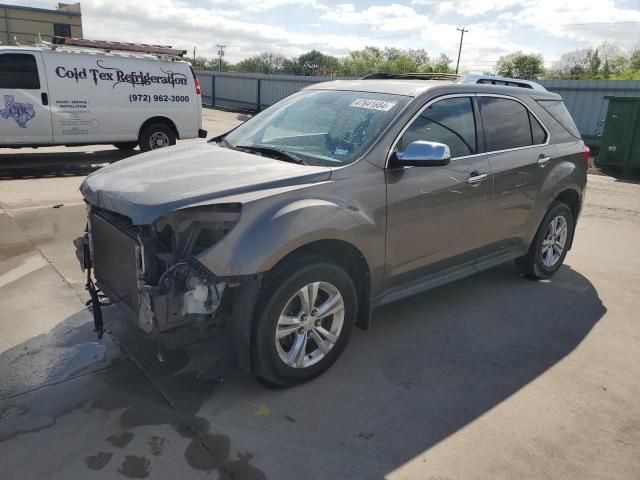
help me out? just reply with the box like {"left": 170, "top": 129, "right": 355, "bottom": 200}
{"left": 0, "top": 51, "right": 52, "bottom": 144}
{"left": 477, "top": 94, "right": 552, "bottom": 254}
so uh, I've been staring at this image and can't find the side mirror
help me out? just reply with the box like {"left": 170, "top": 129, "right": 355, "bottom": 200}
{"left": 393, "top": 141, "right": 451, "bottom": 166}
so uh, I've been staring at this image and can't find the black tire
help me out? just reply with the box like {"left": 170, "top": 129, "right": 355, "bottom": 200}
{"left": 252, "top": 253, "right": 358, "bottom": 387}
{"left": 138, "top": 123, "right": 176, "bottom": 152}
{"left": 516, "top": 201, "right": 575, "bottom": 279}
{"left": 113, "top": 142, "right": 137, "bottom": 151}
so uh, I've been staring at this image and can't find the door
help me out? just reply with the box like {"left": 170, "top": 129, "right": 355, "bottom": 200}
{"left": 477, "top": 95, "right": 552, "bottom": 251}
{"left": 385, "top": 95, "right": 492, "bottom": 290}
{"left": 0, "top": 51, "right": 52, "bottom": 144}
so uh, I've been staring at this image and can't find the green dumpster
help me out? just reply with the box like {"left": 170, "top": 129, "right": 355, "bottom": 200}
{"left": 596, "top": 97, "right": 640, "bottom": 169}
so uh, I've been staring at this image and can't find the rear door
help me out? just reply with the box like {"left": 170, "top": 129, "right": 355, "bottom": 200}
{"left": 477, "top": 94, "right": 552, "bottom": 252}
{"left": 0, "top": 51, "right": 52, "bottom": 144}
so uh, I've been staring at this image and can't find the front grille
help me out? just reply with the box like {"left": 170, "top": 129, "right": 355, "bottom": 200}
{"left": 90, "top": 210, "right": 140, "bottom": 311}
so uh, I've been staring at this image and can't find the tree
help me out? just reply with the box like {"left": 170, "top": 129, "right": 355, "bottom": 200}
{"left": 186, "top": 56, "right": 220, "bottom": 71}
{"left": 496, "top": 51, "right": 544, "bottom": 79}
{"left": 339, "top": 46, "right": 386, "bottom": 76}
{"left": 431, "top": 53, "right": 454, "bottom": 73}
{"left": 296, "top": 50, "right": 340, "bottom": 75}
{"left": 235, "top": 52, "right": 289, "bottom": 74}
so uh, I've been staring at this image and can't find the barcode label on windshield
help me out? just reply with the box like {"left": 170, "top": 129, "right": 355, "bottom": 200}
{"left": 349, "top": 99, "right": 396, "bottom": 111}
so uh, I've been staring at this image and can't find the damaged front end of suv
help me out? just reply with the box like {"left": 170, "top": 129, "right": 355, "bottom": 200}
{"left": 75, "top": 202, "right": 251, "bottom": 355}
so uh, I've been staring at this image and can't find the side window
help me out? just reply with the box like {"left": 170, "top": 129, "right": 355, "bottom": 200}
{"left": 530, "top": 112, "right": 547, "bottom": 145}
{"left": 398, "top": 97, "right": 476, "bottom": 158}
{"left": 478, "top": 97, "right": 533, "bottom": 151}
{"left": 0, "top": 54, "right": 41, "bottom": 89}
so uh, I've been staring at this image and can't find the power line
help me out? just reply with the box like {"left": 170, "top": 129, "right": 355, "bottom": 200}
{"left": 216, "top": 44, "right": 226, "bottom": 71}
{"left": 455, "top": 27, "right": 468, "bottom": 74}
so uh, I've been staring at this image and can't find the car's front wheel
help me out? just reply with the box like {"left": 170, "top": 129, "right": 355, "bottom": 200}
{"left": 516, "top": 201, "right": 575, "bottom": 279}
{"left": 252, "top": 254, "right": 357, "bottom": 386}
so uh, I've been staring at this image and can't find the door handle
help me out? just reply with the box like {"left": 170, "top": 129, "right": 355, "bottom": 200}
{"left": 41, "top": 92, "right": 49, "bottom": 106}
{"left": 538, "top": 155, "right": 551, "bottom": 167}
{"left": 467, "top": 172, "right": 488, "bottom": 185}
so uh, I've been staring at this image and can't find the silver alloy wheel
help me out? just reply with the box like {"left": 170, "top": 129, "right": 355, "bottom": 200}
{"left": 150, "top": 131, "right": 170, "bottom": 149}
{"left": 275, "top": 281, "right": 345, "bottom": 369}
{"left": 541, "top": 215, "right": 568, "bottom": 268}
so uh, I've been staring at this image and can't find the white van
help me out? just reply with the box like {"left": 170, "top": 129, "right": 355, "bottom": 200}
{"left": 0, "top": 40, "right": 206, "bottom": 151}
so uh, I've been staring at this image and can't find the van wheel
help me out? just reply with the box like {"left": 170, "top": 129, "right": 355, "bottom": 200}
{"left": 139, "top": 123, "right": 176, "bottom": 152}
{"left": 113, "top": 142, "right": 137, "bottom": 151}
{"left": 252, "top": 253, "right": 357, "bottom": 387}
{"left": 516, "top": 201, "right": 574, "bottom": 279}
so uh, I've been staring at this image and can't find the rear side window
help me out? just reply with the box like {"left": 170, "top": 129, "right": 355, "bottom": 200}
{"left": 0, "top": 54, "right": 40, "bottom": 89}
{"left": 478, "top": 97, "right": 533, "bottom": 151}
{"left": 398, "top": 97, "right": 477, "bottom": 158}
{"left": 530, "top": 113, "right": 547, "bottom": 144}
{"left": 537, "top": 100, "right": 581, "bottom": 138}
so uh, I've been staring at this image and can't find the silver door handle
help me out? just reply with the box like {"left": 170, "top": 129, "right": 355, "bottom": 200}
{"left": 538, "top": 156, "right": 551, "bottom": 167}
{"left": 467, "top": 173, "right": 488, "bottom": 185}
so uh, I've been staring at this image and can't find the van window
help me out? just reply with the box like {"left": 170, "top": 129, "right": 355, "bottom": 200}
{"left": 0, "top": 54, "right": 41, "bottom": 89}
{"left": 478, "top": 97, "right": 533, "bottom": 151}
{"left": 398, "top": 97, "right": 477, "bottom": 158}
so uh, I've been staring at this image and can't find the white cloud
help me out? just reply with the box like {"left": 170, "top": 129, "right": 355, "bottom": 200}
{"left": 494, "top": 0, "right": 640, "bottom": 50}
{"left": 8, "top": 0, "right": 640, "bottom": 68}
{"left": 411, "top": 0, "right": 522, "bottom": 17}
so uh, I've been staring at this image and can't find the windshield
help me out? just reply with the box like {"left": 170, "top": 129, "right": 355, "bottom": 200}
{"left": 224, "top": 90, "right": 410, "bottom": 166}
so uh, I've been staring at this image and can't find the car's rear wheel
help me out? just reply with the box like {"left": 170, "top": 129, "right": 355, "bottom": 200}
{"left": 113, "top": 142, "right": 137, "bottom": 151}
{"left": 139, "top": 123, "right": 176, "bottom": 152}
{"left": 252, "top": 254, "right": 357, "bottom": 387}
{"left": 516, "top": 201, "right": 575, "bottom": 279}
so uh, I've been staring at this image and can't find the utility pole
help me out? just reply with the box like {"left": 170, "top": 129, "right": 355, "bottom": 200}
{"left": 455, "top": 27, "right": 468, "bottom": 74}
{"left": 193, "top": 46, "right": 196, "bottom": 64}
{"left": 217, "top": 44, "right": 226, "bottom": 72}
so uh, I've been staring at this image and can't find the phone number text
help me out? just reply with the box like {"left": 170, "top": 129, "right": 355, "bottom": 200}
{"left": 129, "top": 94, "right": 191, "bottom": 103}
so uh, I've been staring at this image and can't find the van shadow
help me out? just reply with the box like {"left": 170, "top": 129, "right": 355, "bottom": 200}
{"left": 0, "top": 148, "right": 136, "bottom": 179}
{"left": 0, "top": 262, "right": 605, "bottom": 479}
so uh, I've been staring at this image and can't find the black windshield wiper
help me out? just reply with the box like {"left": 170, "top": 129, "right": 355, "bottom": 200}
{"left": 236, "top": 145, "right": 306, "bottom": 165}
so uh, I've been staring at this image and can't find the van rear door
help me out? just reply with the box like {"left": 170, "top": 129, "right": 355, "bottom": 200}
{"left": 0, "top": 51, "right": 52, "bottom": 144}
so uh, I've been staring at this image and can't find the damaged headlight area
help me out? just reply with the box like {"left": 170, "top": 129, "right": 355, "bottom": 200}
{"left": 79, "top": 204, "right": 241, "bottom": 335}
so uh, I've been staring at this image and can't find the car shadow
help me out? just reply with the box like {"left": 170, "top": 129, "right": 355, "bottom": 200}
{"left": 0, "top": 262, "right": 605, "bottom": 479}
{"left": 0, "top": 148, "right": 137, "bottom": 179}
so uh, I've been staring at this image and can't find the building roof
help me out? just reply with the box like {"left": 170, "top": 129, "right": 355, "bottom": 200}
{"left": 0, "top": 3, "right": 82, "bottom": 16}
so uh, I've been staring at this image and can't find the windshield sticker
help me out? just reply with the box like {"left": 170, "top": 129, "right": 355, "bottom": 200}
{"left": 349, "top": 98, "right": 396, "bottom": 111}
{"left": 334, "top": 148, "right": 350, "bottom": 156}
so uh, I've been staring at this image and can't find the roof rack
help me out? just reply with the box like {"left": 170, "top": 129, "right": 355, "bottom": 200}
{"left": 361, "top": 72, "right": 547, "bottom": 92}
{"left": 458, "top": 74, "right": 547, "bottom": 91}
{"left": 44, "top": 37, "right": 186, "bottom": 58}
{"left": 362, "top": 72, "right": 462, "bottom": 81}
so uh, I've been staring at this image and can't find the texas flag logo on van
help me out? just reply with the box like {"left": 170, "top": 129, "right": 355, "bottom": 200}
{"left": 0, "top": 95, "right": 36, "bottom": 128}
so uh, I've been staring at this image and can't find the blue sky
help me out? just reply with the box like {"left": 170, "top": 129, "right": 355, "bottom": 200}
{"left": 17, "top": 0, "right": 640, "bottom": 70}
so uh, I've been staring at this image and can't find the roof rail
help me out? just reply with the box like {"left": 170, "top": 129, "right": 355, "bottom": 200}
{"left": 43, "top": 37, "right": 186, "bottom": 58}
{"left": 362, "top": 72, "right": 461, "bottom": 81}
{"left": 458, "top": 74, "right": 547, "bottom": 91}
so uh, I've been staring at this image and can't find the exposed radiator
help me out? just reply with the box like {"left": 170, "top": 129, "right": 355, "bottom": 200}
{"left": 90, "top": 210, "right": 140, "bottom": 311}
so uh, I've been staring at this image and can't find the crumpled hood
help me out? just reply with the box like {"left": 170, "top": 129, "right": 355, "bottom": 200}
{"left": 80, "top": 142, "right": 332, "bottom": 224}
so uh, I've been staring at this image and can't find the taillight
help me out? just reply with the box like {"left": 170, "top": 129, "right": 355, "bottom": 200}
{"left": 582, "top": 144, "right": 590, "bottom": 170}
{"left": 194, "top": 77, "right": 201, "bottom": 95}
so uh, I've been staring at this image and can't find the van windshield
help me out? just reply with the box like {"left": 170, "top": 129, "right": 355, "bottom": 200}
{"left": 224, "top": 90, "right": 409, "bottom": 166}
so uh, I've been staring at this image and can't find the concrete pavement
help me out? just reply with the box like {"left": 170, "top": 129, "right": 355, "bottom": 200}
{"left": 0, "top": 109, "right": 639, "bottom": 479}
